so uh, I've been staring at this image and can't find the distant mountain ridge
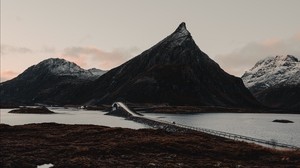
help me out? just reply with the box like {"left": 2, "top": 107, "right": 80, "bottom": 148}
{"left": 0, "top": 58, "right": 105, "bottom": 105}
{"left": 242, "top": 55, "right": 300, "bottom": 111}
{"left": 22, "top": 58, "right": 106, "bottom": 80}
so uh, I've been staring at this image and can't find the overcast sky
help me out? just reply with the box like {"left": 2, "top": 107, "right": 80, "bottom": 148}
{"left": 1, "top": 0, "right": 300, "bottom": 82}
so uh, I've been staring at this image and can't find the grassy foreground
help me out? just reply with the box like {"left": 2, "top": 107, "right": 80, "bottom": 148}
{"left": 0, "top": 123, "right": 299, "bottom": 167}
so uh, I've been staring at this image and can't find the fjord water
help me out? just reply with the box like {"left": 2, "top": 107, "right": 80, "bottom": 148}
{"left": 0, "top": 108, "right": 147, "bottom": 129}
{"left": 144, "top": 112, "right": 300, "bottom": 147}
{"left": 1, "top": 108, "right": 299, "bottom": 147}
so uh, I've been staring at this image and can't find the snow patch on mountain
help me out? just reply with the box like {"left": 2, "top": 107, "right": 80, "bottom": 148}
{"left": 242, "top": 55, "right": 300, "bottom": 90}
{"left": 35, "top": 58, "right": 106, "bottom": 79}
{"left": 88, "top": 68, "right": 106, "bottom": 76}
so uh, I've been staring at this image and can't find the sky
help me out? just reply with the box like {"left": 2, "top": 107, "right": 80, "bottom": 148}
{"left": 1, "top": 0, "right": 300, "bottom": 82}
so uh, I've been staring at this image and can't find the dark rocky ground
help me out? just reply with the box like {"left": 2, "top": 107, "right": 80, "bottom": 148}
{"left": 1, "top": 123, "right": 299, "bottom": 168}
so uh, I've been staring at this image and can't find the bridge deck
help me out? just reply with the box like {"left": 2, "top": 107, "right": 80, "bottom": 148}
{"left": 112, "top": 102, "right": 300, "bottom": 150}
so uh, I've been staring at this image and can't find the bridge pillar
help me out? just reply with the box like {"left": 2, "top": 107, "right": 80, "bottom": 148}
{"left": 112, "top": 103, "right": 118, "bottom": 111}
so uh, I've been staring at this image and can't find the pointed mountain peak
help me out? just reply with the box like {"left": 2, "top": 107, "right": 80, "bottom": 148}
{"left": 174, "top": 22, "right": 190, "bottom": 36}
{"left": 153, "top": 22, "right": 193, "bottom": 48}
{"left": 177, "top": 22, "right": 187, "bottom": 30}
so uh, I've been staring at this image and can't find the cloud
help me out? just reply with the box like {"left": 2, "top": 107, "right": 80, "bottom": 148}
{"left": 41, "top": 46, "right": 56, "bottom": 53}
{"left": 0, "top": 70, "right": 19, "bottom": 82}
{"left": 61, "top": 46, "right": 140, "bottom": 70}
{"left": 1, "top": 44, "right": 32, "bottom": 55}
{"left": 214, "top": 32, "right": 300, "bottom": 77}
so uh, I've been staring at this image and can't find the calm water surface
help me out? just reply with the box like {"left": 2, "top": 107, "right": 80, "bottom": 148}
{"left": 1, "top": 108, "right": 299, "bottom": 147}
{"left": 144, "top": 112, "right": 300, "bottom": 147}
{"left": 0, "top": 108, "right": 147, "bottom": 129}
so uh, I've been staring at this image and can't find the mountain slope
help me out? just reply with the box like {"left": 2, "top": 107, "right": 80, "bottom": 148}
{"left": 0, "top": 58, "right": 105, "bottom": 105}
{"left": 242, "top": 55, "right": 300, "bottom": 92}
{"left": 242, "top": 55, "right": 300, "bottom": 111}
{"left": 81, "top": 23, "right": 261, "bottom": 108}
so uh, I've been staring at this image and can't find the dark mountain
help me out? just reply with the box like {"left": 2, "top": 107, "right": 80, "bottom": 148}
{"left": 255, "top": 85, "right": 300, "bottom": 111}
{"left": 0, "top": 58, "right": 105, "bottom": 106}
{"left": 242, "top": 55, "right": 300, "bottom": 111}
{"left": 81, "top": 23, "right": 261, "bottom": 108}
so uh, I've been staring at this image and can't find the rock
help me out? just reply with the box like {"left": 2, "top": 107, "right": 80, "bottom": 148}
{"left": 272, "top": 119, "right": 294, "bottom": 123}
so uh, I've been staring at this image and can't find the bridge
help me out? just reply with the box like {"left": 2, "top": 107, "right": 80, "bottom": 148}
{"left": 110, "top": 102, "right": 300, "bottom": 150}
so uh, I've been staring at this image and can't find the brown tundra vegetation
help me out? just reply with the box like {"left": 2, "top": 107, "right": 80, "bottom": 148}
{"left": 0, "top": 123, "right": 299, "bottom": 168}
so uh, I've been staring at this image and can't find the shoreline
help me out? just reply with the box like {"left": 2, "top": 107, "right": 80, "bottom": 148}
{"left": 1, "top": 104, "right": 299, "bottom": 114}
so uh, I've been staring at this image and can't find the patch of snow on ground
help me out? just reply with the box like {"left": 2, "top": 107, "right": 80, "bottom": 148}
{"left": 37, "top": 163, "right": 54, "bottom": 168}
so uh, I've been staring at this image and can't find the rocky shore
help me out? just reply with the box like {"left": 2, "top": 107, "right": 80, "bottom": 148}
{"left": 1, "top": 123, "right": 299, "bottom": 167}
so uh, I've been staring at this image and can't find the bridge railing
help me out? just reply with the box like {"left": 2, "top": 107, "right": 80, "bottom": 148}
{"left": 151, "top": 118, "right": 300, "bottom": 150}
{"left": 116, "top": 102, "right": 300, "bottom": 150}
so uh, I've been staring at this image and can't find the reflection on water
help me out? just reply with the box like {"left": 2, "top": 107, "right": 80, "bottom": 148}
{"left": 143, "top": 112, "right": 300, "bottom": 147}
{"left": 0, "top": 108, "right": 147, "bottom": 129}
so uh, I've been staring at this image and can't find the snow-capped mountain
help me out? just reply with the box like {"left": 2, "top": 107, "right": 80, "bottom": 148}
{"left": 26, "top": 58, "right": 106, "bottom": 80}
{"left": 0, "top": 58, "right": 106, "bottom": 105}
{"left": 242, "top": 55, "right": 300, "bottom": 111}
{"left": 242, "top": 55, "right": 300, "bottom": 92}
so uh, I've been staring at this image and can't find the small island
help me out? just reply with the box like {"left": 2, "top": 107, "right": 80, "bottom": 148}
{"left": 272, "top": 119, "right": 294, "bottom": 123}
{"left": 9, "top": 106, "right": 55, "bottom": 114}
